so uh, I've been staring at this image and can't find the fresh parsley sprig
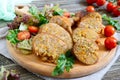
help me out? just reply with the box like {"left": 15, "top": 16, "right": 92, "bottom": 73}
{"left": 52, "top": 50, "right": 75, "bottom": 76}
{"left": 102, "top": 14, "right": 120, "bottom": 30}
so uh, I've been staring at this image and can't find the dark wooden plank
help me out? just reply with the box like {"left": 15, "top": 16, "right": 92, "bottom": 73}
{"left": 3, "top": 64, "right": 43, "bottom": 80}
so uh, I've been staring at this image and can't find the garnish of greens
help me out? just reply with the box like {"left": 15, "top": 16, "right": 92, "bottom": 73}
{"left": 52, "top": 4, "right": 65, "bottom": 16}
{"left": 0, "top": 66, "right": 20, "bottom": 80}
{"left": 6, "top": 29, "right": 19, "bottom": 44}
{"left": 102, "top": 14, "right": 120, "bottom": 30}
{"left": 29, "top": 6, "right": 48, "bottom": 26}
{"left": 52, "top": 50, "right": 75, "bottom": 76}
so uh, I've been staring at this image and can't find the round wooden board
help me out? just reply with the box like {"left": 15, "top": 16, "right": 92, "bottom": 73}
{"left": 6, "top": 39, "right": 117, "bottom": 79}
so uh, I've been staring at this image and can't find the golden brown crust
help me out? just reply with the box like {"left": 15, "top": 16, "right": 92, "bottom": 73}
{"left": 73, "top": 38, "right": 99, "bottom": 65}
{"left": 49, "top": 16, "right": 73, "bottom": 34}
{"left": 32, "top": 33, "right": 68, "bottom": 63}
{"left": 39, "top": 23, "right": 73, "bottom": 50}
{"left": 72, "top": 28, "right": 99, "bottom": 43}
{"left": 78, "top": 18, "right": 105, "bottom": 33}
{"left": 81, "top": 12, "right": 102, "bottom": 22}
{"left": 77, "top": 12, "right": 104, "bottom": 34}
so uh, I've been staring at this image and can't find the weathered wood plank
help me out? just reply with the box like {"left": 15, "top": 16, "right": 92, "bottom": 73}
{"left": 102, "top": 56, "right": 120, "bottom": 80}
{"left": 3, "top": 64, "right": 43, "bottom": 80}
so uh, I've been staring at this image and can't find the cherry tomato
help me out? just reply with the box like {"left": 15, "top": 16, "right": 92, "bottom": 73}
{"left": 104, "top": 25, "right": 115, "bottom": 37}
{"left": 17, "top": 31, "right": 30, "bottom": 40}
{"left": 112, "top": 6, "right": 120, "bottom": 17}
{"left": 86, "top": 6, "right": 95, "bottom": 12}
{"left": 28, "top": 26, "right": 39, "bottom": 33}
{"left": 96, "top": 0, "right": 106, "bottom": 6}
{"left": 107, "top": 2, "right": 116, "bottom": 12}
{"left": 86, "top": 0, "right": 97, "bottom": 5}
{"left": 63, "top": 12, "right": 71, "bottom": 18}
{"left": 104, "top": 37, "right": 117, "bottom": 50}
{"left": 117, "top": 0, "right": 120, "bottom": 6}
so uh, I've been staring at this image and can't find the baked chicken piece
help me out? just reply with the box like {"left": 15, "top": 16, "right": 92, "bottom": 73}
{"left": 33, "top": 22, "right": 73, "bottom": 63}
{"left": 49, "top": 16, "right": 73, "bottom": 34}
{"left": 39, "top": 23, "right": 73, "bottom": 50}
{"left": 81, "top": 12, "right": 102, "bottom": 22}
{"left": 73, "top": 38, "right": 99, "bottom": 65}
{"left": 72, "top": 28, "right": 99, "bottom": 43}
{"left": 78, "top": 12, "right": 104, "bottom": 34}
{"left": 32, "top": 33, "right": 68, "bottom": 63}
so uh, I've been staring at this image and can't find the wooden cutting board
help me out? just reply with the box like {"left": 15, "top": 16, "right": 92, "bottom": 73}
{"left": 6, "top": 39, "right": 117, "bottom": 78}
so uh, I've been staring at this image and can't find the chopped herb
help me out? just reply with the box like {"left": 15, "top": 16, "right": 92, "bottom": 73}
{"left": 52, "top": 50, "right": 75, "bottom": 76}
{"left": 102, "top": 14, "right": 120, "bottom": 30}
{"left": 6, "top": 29, "right": 19, "bottom": 44}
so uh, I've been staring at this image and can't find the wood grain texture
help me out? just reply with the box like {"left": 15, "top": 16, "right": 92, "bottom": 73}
{"left": 1, "top": 64, "right": 43, "bottom": 80}
{"left": 7, "top": 39, "right": 117, "bottom": 78}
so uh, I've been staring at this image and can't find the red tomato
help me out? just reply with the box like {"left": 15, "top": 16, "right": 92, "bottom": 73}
{"left": 86, "top": 6, "right": 95, "bottom": 12}
{"left": 107, "top": 2, "right": 116, "bottom": 12}
{"left": 96, "top": 0, "right": 106, "bottom": 6}
{"left": 86, "top": 0, "right": 97, "bottom": 5}
{"left": 104, "top": 37, "right": 117, "bottom": 50}
{"left": 17, "top": 31, "right": 30, "bottom": 40}
{"left": 104, "top": 25, "right": 115, "bottom": 37}
{"left": 28, "top": 26, "right": 39, "bottom": 33}
{"left": 112, "top": 6, "right": 120, "bottom": 17}
{"left": 117, "top": 0, "right": 120, "bottom": 6}
{"left": 63, "top": 12, "right": 71, "bottom": 18}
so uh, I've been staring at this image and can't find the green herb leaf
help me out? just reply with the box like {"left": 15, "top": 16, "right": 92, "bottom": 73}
{"left": 53, "top": 9, "right": 64, "bottom": 16}
{"left": 52, "top": 50, "right": 75, "bottom": 76}
{"left": 29, "top": 6, "right": 48, "bottom": 26}
{"left": 6, "top": 29, "right": 19, "bottom": 44}
{"left": 115, "top": 23, "right": 120, "bottom": 30}
{"left": 38, "top": 14, "right": 48, "bottom": 25}
{"left": 52, "top": 4, "right": 65, "bottom": 16}
{"left": 29, "top": 6, "right": 39, "bottom": 17}
{"left": 102, "top": 14, "right": 120, "bottom": 31}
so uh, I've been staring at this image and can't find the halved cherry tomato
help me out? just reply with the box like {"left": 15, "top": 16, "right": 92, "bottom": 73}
{"left": 17, "top": 31, "right": 30, "bottom": 40}
{"left": 96, "top": 0, "right": 106, "bottom": 6}
{"left": 112, "top": 6, "right": 120, "bottom": 17}
{"left": 86, "top": 6, "right": 95, "bottom": 12}
{"left": 104, "top": 37, "right": 117, "bottom": 50}
{"left": 86, "top": 0, "right": 97, "bottom": 5}
{"left": 28, "top": 26, "right": 39, "bottom": 33}
{"left": 107, "top": 2, "right": 116, "bottom": 12}
{"left": 63, "top": 12, "right": 71, "bottom": 18}
{"left": 104, "top": 25, "right": 115, "bottom": 37}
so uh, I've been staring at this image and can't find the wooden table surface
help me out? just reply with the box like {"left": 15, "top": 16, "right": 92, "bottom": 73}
{"left": 0, "top": 0, "right": 120, "bottom": 80}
